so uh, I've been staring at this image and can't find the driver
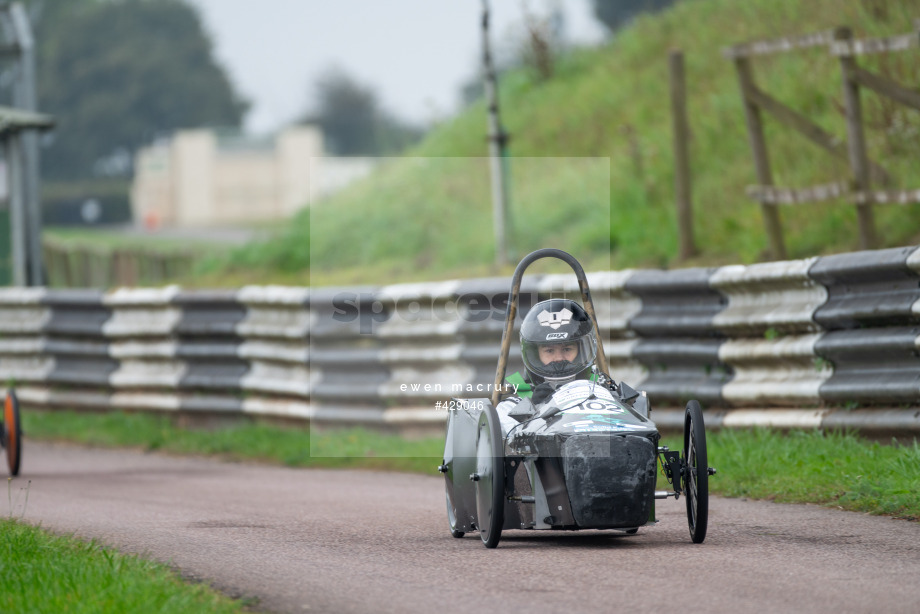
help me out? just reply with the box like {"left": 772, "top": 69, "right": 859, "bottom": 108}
{"left": 497, "top": 298, "right": 601, "bottom": 434}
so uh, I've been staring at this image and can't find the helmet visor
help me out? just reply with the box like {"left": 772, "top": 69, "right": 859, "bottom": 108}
{"left": 522, "top": 334, "right": 597, "bottom": 381}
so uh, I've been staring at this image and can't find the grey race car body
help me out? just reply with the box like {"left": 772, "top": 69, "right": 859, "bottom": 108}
{"left": 440, "top": 248, "right": 712, "bottom": 548}
{"left": 444, "top": 379, "right": 659, "bottom": 533}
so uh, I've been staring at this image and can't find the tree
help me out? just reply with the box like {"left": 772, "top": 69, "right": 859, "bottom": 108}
{"left": 303, "top": 67, "right": 423, "bottom": 156}
{"left": 591, "top": 0, "right": 678, "bottom": 32}
{"left": 22, "top": 0, "right": 248, "bottom": 181}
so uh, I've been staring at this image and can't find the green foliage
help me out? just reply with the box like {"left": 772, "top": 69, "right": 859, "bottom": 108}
{"left": 0, "top": 518, "right": 247, "bottom": 613}
{"left": 302, "top": 67, "right": 424, "bottom": 155}
{"left": 201, "top": 0, "right": 920, "bottom": 286}
{"left": 30, "top": 0, "right": 247, "bottom": 181}
{"left": 35, "top": 0, "right": 920, "bottom": 287}
{"left": 189, "top": 209, "right": 309, "bottom": 285}
{"left": 661, "top": 428, "right": 920, "bottom": 519}
{"left": 591, "top": 0, "right": 678, "bottom": 32}
{"left": 23, "top": 410, "right": 442, "bottom": 472}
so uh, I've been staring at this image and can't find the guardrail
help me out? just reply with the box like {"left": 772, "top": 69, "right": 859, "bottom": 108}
{"left": 2, "top": 245, "right": 919, "bottom": 434}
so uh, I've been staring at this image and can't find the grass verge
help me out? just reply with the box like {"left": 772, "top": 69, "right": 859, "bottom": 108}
{"left": 0, "top": 516, "right": 248, "bottom": 614}
{"left": 23, "top": 409, "right": 920, "bottom": 520}
{"left": 23, "top": 409, "right": 442, "bottom": 474}
{"left": 661, "top": 428, "right": 920, "bottom": 520}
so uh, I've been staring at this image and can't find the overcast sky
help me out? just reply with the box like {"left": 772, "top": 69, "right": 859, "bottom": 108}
{"left": 185, "top": 0, "right": 607, "bottom": 134}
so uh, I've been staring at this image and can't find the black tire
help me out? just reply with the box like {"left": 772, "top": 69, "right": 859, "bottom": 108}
{"left": 474, "top": 406, "right": 504, "bottom": 549}
{"left": 4, "top": 390, "right": 22, "bottom": 477}
{"left": 446, "top": 491, "right": 465, "bottom": 538}
{"left": 683, "top": 400, "right": 708, "bottom": 543}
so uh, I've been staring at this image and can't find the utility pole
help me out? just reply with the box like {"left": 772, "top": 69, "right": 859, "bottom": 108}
{"left": 481, "top": 0, "right": 511, "bottom": 268}
{"left": 0, "top": 2, "right": 44, "bottom": 285}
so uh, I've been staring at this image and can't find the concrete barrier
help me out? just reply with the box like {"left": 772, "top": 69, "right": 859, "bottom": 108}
{"left": 1, "top": 245, "right": 919, "bottom": 433}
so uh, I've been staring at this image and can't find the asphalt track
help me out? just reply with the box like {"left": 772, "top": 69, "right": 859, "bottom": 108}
{"left": 14, "top": 442, "right": 920, "bottom": 614}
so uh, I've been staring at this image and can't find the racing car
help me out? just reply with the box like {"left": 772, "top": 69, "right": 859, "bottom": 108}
{"left": 440, "top": 248, "right": 715, "bottom": 548}
{"left": 2, "top": 388, "right": 21, "bottom": 476}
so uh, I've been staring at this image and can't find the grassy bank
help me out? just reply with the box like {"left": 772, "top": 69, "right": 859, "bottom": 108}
{"left": 207, "top": 0, "right": 920, "bottom": 286}
{"left": 45, "top": 1, "right": 920, "bottom": 288}
{"left": 22, "top": 409, "right": 920, "bottom": 519}
{"left": 0, "top": 517, "right": 248, "bottom": 613}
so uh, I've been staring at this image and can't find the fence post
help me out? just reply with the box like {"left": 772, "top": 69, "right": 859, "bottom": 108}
{"left": 733, "top": 56, "right": 786, "bottom": 260}
{"left": 835, "top": 26, "right": 877, "bottom": 250}
{"left": 669, "top": 50, "right": 697, "bottom": 260}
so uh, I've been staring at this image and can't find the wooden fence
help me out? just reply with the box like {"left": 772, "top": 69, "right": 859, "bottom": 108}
{"left": 43, "top": 239, "right": 198, "bottom": 288}
{"left": 725, "top": 22, "right": 920, "bottom": 259}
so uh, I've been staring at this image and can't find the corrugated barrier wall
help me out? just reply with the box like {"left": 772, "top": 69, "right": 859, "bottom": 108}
{"left": 2, "top": 246, "right": 919, "bottom": 434}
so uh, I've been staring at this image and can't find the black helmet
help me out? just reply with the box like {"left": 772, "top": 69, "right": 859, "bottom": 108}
{"left": 520, "top": 298, "right": 597, "bottom": 385}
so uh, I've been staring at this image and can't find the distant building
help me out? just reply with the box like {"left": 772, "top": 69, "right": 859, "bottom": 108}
{"left": 131, "top": 126, "right": 375, "bottom": 229}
